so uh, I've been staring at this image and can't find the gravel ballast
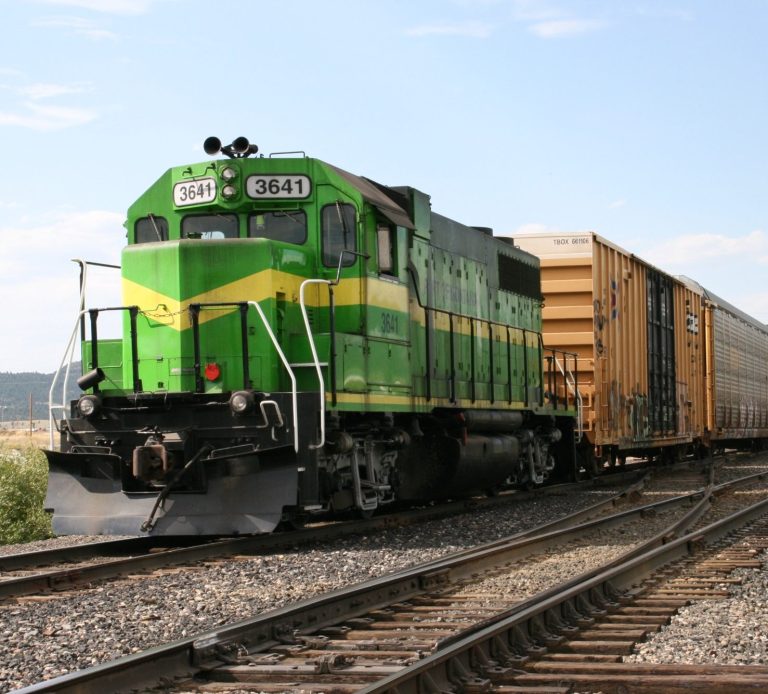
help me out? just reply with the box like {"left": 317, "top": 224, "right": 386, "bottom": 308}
{"left": 2, "top": 455, "right": 767, "bottom": 691}
{"left": 0, "top": 489, "right": 617, "bottom": 691}
{"left": 626, "top": 552, "right": 768, "bottom": 666}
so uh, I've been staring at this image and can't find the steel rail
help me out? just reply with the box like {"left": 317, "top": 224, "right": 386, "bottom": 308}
{"left": 0, "top": 471, "right": 647, "bottom": 599}
{"left": 358, "top": 495, "right": 768, "bottom": 693}
{"left": 0, "top": 537, "right": 163, "bottom": 572}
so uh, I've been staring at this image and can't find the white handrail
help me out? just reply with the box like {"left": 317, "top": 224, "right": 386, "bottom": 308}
{"left": 553, "top": 355, "right": 584, "bottom": 443}
{"left": 49, "top": 258, "right": 90, "bottom": 449}
{"left": 298, "top": 279, "right": 330, "bottom": 449}
{"left": 48, "top": 309, "right": 89, "bottom": 449}
{"left": 247, "top": 301, "right": 299, "bottom": 453}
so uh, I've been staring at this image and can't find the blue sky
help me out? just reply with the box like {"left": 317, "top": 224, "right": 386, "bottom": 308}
{"left": 1, "top": 0, "right": 767, "bottom": 371}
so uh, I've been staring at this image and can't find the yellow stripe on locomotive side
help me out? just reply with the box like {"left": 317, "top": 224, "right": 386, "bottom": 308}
{"left": 123, "top": 271, "right": 410, "bottom": 331}
{"left": 123, "top": 269, "right": 538, "bottom": 346}
{"left": 331, "top": 391, "right": 535, "bottom": 411}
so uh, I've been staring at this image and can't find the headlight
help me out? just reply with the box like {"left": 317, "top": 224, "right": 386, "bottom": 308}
{"left": 77, "top": 394, "right": 102, "bottom": 418}
{"left": 229, "top": 390, "right": 255, "bottom": 415}
{"left": 221, "top": 166, "right": 237, "bottom": 181}
{"left": 222, "top": 184, "right": 237, "bottom": 199}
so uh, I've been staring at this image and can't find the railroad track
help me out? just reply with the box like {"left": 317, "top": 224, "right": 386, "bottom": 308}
{"left": 14, "top": 461, "right": 768, "bottom": 693}
{"left": 0, "top": 470, "right": 645, "bottom": 601}
{"left": 1, "top": 453, "right": 731, "bottom": 601}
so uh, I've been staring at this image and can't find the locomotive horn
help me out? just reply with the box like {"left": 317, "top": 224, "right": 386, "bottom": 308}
{"left": 231, "top": 136, "right": 259, "bottom": 157}
{"left": 231, "top": 136, "right": 251, "bottom": 154}
{"left": 231, "top": 136, "right": 249, "bottom": 154}
{"left": 203, "top": 136, "right": 222, "bottom": 156}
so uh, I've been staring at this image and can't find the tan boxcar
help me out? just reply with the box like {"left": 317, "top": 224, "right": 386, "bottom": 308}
{"left": 680, "top": 278, "right": 768, "bottom": 444}
{"left": 512, "top": 232, "right": 706, "bottom": 465}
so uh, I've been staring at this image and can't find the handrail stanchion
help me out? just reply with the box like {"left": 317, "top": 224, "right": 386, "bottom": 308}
{"left": 299, "top": 249, "right": 368, "bottom": 450}
{"left": 247, "top": 301, "right": 299, "bottom": 453}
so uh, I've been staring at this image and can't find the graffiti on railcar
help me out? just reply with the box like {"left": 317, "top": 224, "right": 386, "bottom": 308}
{"left": 608, "top": 379, "right": 650, "bottom": 440}
{"left": 594, "top": 298, "right": 606, "bottom": 357}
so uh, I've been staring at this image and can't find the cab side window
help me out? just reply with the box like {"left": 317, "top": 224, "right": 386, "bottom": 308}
{"left": 321, "top": 203, "right": 356, "bottom": 267}
{"left": 135, "top": 216, "right": 168, "bottom": 243}
{"left": 377, "top": 225, "right": 395, "bottom": 275}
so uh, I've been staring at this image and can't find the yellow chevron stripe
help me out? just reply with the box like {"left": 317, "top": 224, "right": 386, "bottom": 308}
{"left": 123, "top": 270, "right": 410, "bottom": 331}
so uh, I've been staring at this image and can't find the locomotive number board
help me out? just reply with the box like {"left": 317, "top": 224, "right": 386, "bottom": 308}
{"left": 246, "top": 175, "right": 312, "bottom": 199}
{"left": 173, "top": 178, "right": 217, "bottom": 207}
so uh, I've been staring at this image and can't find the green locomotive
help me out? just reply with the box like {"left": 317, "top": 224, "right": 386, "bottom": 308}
{"left": 46, "top": 137, "right": 579, "bottom": 535}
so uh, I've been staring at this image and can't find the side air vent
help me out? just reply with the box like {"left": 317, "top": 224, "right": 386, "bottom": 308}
{"left": 497, "top": 253, "right": 541, "bottom": 300}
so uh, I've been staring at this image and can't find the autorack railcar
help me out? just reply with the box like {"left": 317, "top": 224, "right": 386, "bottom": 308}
{"left": 681, "top": 277, "right": 768, "bottom": 448}
{"left": 46, "top": 137, "right": 579, "bottom": 536}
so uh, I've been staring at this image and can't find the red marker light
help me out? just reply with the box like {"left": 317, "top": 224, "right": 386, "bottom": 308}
{"left": 204, "top": 363, "right": 221, "bottom": 381}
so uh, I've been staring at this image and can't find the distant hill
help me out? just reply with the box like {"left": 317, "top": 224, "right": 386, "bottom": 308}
{"left": 0, "top": 366, "right": 81, "bottom": 424}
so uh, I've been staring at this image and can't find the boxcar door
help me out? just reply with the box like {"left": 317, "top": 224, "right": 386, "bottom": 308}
{"left": 646, "top": 269, "right": 677, "bottom": 435}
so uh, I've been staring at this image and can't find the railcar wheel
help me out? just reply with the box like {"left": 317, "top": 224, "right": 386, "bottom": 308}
{"left": 576, "top": 448, "right": 600, "bottom": 479}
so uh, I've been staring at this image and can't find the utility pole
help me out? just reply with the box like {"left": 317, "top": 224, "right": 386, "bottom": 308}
{"left": 29, "top": 393, "right": 33, "bottom": 435}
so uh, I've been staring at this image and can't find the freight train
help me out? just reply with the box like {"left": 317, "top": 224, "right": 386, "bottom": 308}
{"left": 46, "top": 140, "right": 767, "bottom": 537}
{"left": 513, "top": 232, "right": 768, "bottom": 474}
{"left": 45, "top": 137, "right": 580, "bottom": 536}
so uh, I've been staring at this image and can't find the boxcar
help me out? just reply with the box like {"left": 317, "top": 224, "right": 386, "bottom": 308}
{"left": 512, "top": 232, "right": 707, "bottom": 469}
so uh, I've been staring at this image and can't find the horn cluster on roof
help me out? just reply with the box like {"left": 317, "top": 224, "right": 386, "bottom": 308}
{"left": 203, "top": 136, "right": 259, "bottom": 159}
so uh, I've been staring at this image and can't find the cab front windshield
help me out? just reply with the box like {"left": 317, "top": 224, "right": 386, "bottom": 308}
{"left": 248, "top": 210, "right": 307, "bottom": 244}
{"left": 182, "top": 214, "right": 238, "bottom": 239}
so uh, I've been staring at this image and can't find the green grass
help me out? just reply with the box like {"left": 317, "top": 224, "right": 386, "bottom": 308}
{"left": 0, "top": 444, "right": 53, "bottom": 544}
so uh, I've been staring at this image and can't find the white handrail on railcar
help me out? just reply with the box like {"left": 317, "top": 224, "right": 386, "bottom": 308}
{"left": 552, "top": 355, "right": 584, "bottom": 444}
{"left": 246, "top": 301, "right": 299, "bottom": 453}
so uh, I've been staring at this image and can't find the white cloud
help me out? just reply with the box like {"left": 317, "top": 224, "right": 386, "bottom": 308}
{"left": 633, "top": 6, "right": 694, "bottom": 22}
{"left": 405, "top": 21, "right": 493, "bottom": 38}
{"left": 529, "top": 18, "right": 606, "bottom": 38}
{"left": 608, "top": 198, "right": 627, "bottom": 209}
{"left": 18, "top": 82, "right": 90, "bottom": 100}
{"left": 0, "top": 210, "right": 124, "bottom": 276}
{"left": 633, "top": 230, "right": 768, "bottom": 325}
{"left": 0, "top": 101, "right": 98, "bottom": 131}
{"left": 509, "top": 0, "right": 563, "bottom": 22}
{"left": 0, "top": 76, "right": 97, "bottom": 130}
{"left": 32, "top": 16, "right": 118, "bottom": 40}
{"left": 506, "top": 0, "right": 606, "bottom": 39}
{"left": 404, "top": 1, "right": 604, "bottom": 41}
{"left": 0, "top": 210, "right": 125, "bottom": 372}
{"left": 736, "top": 292, "right": 768, "bottom": 325}
{"left": 644, "top": 230, "right": 768, "bottom": 267}
{"left": 34, "top": 0, "right": 156, "bottom": 14}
